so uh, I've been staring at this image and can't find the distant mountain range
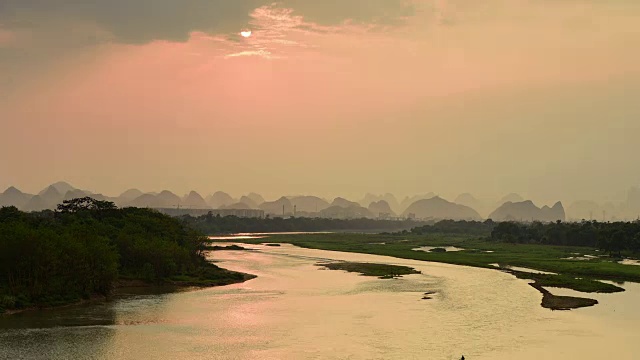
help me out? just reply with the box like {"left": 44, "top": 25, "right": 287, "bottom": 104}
{"left": 488, "top": 201, "right": 565, "bottom": 222}
{"left": 3, "top": 181, "right": 640, "bottom": 221}
{"left": 360, "top": 193, "right": 401, "bottom": 214}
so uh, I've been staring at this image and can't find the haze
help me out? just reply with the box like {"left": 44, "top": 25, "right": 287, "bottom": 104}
{"left": 1, "top": 0, "right": 639, "bottom": 205}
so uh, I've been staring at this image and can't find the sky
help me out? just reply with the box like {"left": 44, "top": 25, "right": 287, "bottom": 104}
{"left": 1, "top": 0, "right": 639, "bottom": 204}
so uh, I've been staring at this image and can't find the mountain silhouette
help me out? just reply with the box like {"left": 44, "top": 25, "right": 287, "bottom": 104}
{"left": 290, "top": 196, "right": 330, "bottom": 213}
{"left": 24, "top": 185, "right": 64, "bottom": 211}
{"left": 222, "top": 202, "right": 254, "bottom": 210}
{"left": 498, "top": 193, "right": 524, "bottom": 205}
{"left": 360, "top": 193, "right": 401, "bottom": 214}
{"left": 246, "top": 193, "right": 265, "bottom": 206}
{"left": 259, "top": 197, "right": 293, "bottom": 216}
{"left": 182, "top": 191, "right": 208, "bottom": 208}
{"left": 320, "top": 205, "right": 373, "bottom": 219}
{"left": 489, "top": 200, "right": 565, "bottom": 222}
{"left": 63, "top": 189, "right": 91, "bottom": 201}
{"left": 239, "top": 195, "right": 258, "bottom": 209}
{"left": 118, "top": 189, "right": 144, "bottom": 202}
{"left": 400, "top": 193, "right": 436, "bottom": 213}
{"left": 331, "top": 197, "right": 361, "bottom": 208}
{"left": 206, "top": 191, "right": 235, "bottom": 209}
{"left": 156, "top": 190, "right": 181, "bottom": 207}
{"left": 0, "top": 186, "right": 33, "bottom": 210}
{"left": 402, "top": 196, "right": 481, "bottom": 220}
{"left": 368, "top": 200, "right": 395, "bottom": 217}
{"left": 127, "top": 194, "right": 163, "bottom": 208}
{"left": 39, "top": 181, "right": 76, "bottom": 196}
{"left": 24, "top": 195, "right": 49, "bottom": 212}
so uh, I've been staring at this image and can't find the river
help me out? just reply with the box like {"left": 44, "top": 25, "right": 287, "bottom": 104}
{"left": 1, "top": 243, "right": 639, "bottom": 359}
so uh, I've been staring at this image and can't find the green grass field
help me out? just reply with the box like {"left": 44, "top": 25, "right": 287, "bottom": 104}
{"left": 217, "top": 232, "right": 640, "bottom": 294}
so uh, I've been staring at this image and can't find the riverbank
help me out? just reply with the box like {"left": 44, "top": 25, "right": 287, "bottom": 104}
{"left": 213, "top": 232, "right": 640, "bottom": 309}
{"left": 1, "top": 265, "right": 255, "bottom": 316}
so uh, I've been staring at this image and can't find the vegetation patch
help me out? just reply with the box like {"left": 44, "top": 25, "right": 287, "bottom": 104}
{"left": 0, "top": 198, "right": 254, "bottom": 315}
{"left": 317, "top": 262, "right": 420, "bottom": 279}
{"left": 529, "top": 283, "right": 598, "bottom": 310}
{"left": 422, "top": 291, "right": 436, "bottom": 300}
{"left": 206, "top": 244, "right": 251, "bottom": 251}
{"left": 216, "top": 226, "right": 640, "bottom": 309}
{"left": 506, "top": 270, "right": 624, "bottom": 293}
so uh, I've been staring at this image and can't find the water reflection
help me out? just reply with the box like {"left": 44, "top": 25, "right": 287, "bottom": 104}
{"left": 208, "top": 232, "right": 333, "bottom": 241}
{"left": 1, "top": 243, "right": 639, "bottom": 359}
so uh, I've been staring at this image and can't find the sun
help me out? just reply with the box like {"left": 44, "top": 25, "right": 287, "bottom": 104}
{"left": 240, "top": 30, "right": 252, "bottom": 38}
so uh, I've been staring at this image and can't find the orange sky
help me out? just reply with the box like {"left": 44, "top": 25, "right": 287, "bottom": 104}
{"left": 1, "top": 1, "right": 639, "bottom": 203}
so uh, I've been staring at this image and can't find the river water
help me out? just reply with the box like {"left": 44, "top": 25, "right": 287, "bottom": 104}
{"left": 1, "top": 243, "right": 639, "bottom": 359}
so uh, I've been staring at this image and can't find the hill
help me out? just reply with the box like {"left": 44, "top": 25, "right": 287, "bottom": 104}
{"left": 38, "top": 181, "right": 76, "bottom": 196}
{"left": 239, "top": 196, "right": 258, "bottom": 209}
{"left": 0, "top": 187, "right": 32, "bottom": 210}
{"left": 206, "top": 192, "right": 235, "bottom": 209}
{"left": 259, "top": 197, "right": 293, "bottom": 216}
{"left": 290, "top": 196, "right": 330, "bottom": 213}
{"left": 246, "top": 193, "right": 265, "bottom": 206}
{"left": 331, "top": 197, "right": 361, "bottom": 208}
{"left": 400, "top": 193, "right": 436, "bottom": 213}
{"left": 489, "top": 200, "right": 565, "bottom": 222}
{"left": 360, "top": 193, "right": 400, "bottom": 214}
{"left": 182, "top": 191, "right": 208, "bottom": 208}
{"left": 368, "top": 200, "right": 395, "bottom": 217}
{"left": 320, "top": 205, "right": 373, "bottom": 219}
{"left": 402, "top": 196, "right": 482, "bottom": 220}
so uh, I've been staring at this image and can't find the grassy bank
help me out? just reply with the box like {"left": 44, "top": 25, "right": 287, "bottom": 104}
{"left": 213, "top": 232, "right": 640, "bottom": 309}
{"left": 2, "top": 263, "right": 254, "bottom": 316}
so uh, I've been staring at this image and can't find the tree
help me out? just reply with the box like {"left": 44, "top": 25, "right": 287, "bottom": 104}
{"left": 56, "top": 197, "right": 116, "bottom": 214}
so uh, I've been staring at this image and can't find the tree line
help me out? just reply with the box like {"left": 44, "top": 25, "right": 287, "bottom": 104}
{"left": 490, "top": 220, "right": 640, "bottom": 255}
{"left": 402, "top": 219, "right": 640, "bottom": 255}
{"left": 404, "top": 220, "right": 496, "bottom": 236}
{"left": 181, "top": 213, "right": 426, "bottom": 234}
{"left": 0, "top": 197, "right": 240, "bottom": 313}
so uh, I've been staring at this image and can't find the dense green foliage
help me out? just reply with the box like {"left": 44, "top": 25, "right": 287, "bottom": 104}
{"left": 0, "top": 198, "right": 243, "bottom": 314}
{"left": 182, "top": 214, "right": 427, "bottom": 234}
{"left": 388, "top": 219, "right": 640, "bottom": 256}
{"left": 404, "top": 219, "right": 496, "bottom": 236}
{"left": 490, "top": 220, "right": 640, "bottom": 255}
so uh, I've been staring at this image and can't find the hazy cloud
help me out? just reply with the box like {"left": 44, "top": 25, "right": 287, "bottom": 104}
{"left": 0, "top": 0, "right": 415, "bottom": 45}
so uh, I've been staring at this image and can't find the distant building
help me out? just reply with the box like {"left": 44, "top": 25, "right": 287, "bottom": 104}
{"left": 378, "top": 212, "right": 391, "bottom": 220}
{"left": 156, "top": 208, "right": 264, "bottom": 218}
{"left": 406, "top": 213, "right": 416, "bottom": 220}
{"left": 209, "top": 209, "right": 264, "bottom": 218}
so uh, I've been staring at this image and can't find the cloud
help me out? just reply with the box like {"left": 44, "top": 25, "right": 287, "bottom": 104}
{"left": 280, "top": 0, "right": 416, "bottom": 25}
{"left": 0, "top": 0, "right": 415, "bottom": 45}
